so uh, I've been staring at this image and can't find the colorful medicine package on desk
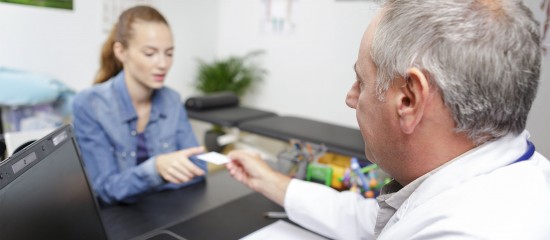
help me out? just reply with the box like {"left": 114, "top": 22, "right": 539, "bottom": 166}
{"left": 340, "top": 160, "right": 391, "bottom": 198}
{"left": 277, "top": 139, "right": 391, "bottom": 198}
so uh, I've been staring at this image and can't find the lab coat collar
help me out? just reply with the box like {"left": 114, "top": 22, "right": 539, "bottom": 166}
{"left": 407, "top": 130, "right": 531, "bottom": 211}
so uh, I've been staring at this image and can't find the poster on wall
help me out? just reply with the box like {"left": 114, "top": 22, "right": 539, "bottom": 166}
{"left": 261, "top": 0, "right": 299, "bottom": 35}
{"left": 0, "top": 0, "right": 72, "bottom": 10}
{"left": 103, "top": 0, "right": 158, "bottom": 33}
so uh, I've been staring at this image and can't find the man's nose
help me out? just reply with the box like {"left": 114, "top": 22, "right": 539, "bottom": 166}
{"left": 346, "top": 81, "right": 360, "bottom": 109}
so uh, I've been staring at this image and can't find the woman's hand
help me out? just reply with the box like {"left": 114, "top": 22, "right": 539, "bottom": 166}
{"left": 156, "top": 146, "right": 206, "bottom": 184}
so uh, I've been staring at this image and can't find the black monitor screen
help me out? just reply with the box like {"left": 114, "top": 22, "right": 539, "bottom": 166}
{"left": 0, "top": 128, "right": 107, "bottom": 240}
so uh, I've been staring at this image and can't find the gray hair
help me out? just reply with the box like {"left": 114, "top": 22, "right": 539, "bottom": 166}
{"left": 371, "top": 0, "right": 541, "bottom": 144}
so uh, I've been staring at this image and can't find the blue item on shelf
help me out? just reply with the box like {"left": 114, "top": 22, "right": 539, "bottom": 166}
{"left": 0, "top": 67, "right": 74, "bottom": 106}
{"left": 0, "top": 67, "right": 75, "bottom": 132}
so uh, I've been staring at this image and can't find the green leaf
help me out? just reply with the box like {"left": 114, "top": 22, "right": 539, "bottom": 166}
{"left": 194, "top": 50, "right": 268, "bottom": 97}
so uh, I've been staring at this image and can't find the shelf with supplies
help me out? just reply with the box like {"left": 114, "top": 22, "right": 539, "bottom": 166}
{"left": 276, "top": 138, "right": 389, "bottom": 198}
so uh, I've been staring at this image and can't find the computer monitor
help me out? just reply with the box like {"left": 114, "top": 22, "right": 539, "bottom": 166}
{"left": 0, "top": 125, "right": 108, "bottom": 240}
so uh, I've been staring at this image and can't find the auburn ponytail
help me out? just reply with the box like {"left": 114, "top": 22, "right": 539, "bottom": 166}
{"left": 94, "top": 25, "right": 123, "bottom": 84}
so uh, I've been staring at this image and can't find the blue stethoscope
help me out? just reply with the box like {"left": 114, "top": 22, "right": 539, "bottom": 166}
{"left": 509, "top": 141, "right": 535, "bottom": 165}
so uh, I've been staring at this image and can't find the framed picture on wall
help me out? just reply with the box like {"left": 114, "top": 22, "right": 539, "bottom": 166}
{"left": 0, "top": 0, "right": 73, "bottom": 10}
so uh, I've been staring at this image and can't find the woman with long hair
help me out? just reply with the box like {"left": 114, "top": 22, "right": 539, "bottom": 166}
{"left": 72, "top": 5, "right": 207, "bottom": 204}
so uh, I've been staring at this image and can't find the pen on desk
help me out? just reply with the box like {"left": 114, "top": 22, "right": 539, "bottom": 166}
{"left": 264, "top": 211, "right": 288, "bottom": 219}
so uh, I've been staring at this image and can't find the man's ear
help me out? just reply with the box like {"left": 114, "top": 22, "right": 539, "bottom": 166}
{"left": 113, "top": 42, "right": 126, "bottom": 63}
{"left": 395, "top": 67, "right": 430, "bottom": 134}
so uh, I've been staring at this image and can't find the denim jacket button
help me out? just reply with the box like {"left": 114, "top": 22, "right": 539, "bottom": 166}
{"left": 131, "top": 130, "right": 137, "bottom": 136}
{"left": 130, "top": 151, "right": 136, "bottom": 157}
{"left": 163, "top": 143, "right": 169, "bottom": 148}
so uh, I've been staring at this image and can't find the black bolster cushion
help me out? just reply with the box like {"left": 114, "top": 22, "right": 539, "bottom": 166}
{"left": 185, "top": 91, "right": 240, "bottom": 110}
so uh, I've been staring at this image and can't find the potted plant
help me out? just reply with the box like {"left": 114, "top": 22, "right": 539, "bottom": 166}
{"left": 194, "top": 50, "right": 267, "bottom": 152}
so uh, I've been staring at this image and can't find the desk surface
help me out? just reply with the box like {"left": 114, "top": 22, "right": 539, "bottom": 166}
{"left": 164, "top": 192, "right": 290, "bottom": 239}
{"left": 100, "top": 170, "right": 253, "bottom": 240}
{"left": 101, "top": 170, "right": 324, "bottom": 240}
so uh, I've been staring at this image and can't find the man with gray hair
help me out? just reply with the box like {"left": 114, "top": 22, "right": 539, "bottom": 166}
{"left": 226, "top": 0, "right": 550, "bottom": 239}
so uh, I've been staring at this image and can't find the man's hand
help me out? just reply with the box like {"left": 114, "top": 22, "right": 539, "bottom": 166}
{"left": 226, "top": 150, "right": 291, "bottom": 206}
{"left": 156, "top": 146, "right": 206, "bottom": 184}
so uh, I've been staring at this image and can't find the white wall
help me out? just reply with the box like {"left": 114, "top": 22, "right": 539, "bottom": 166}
{"left": 527, "top": 57, "right": 550, "bottom": 157}
{"left": 155, "top": 0, "right": 220, "bottom": 97}
{"left": 523, "top": 0, "right": 550, "bottom": 156}
{"left": 0, "top": 1, "right": 102, "bottom": 91}
{"left": 216, "top": 0, "right": 377, "bottom": 128}
{"left": 0, "top": 0, "right": 219, "bottom": 95}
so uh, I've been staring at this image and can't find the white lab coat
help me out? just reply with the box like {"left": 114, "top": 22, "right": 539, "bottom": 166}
{"left": 284, "top": 131, "right": 550, "bottom": 239}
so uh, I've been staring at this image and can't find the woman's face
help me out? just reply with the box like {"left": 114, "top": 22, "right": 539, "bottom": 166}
{"left": 117, "top": 21, "right": 174, "bottom": 90}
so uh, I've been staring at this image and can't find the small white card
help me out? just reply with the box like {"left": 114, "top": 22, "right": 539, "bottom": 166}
{"left": 196, "top": 152, "right": 231, "bottom": 165}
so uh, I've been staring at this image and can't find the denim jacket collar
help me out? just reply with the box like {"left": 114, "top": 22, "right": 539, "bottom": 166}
{"left": 113, "top": 70, "right": 167, "bottom": 123}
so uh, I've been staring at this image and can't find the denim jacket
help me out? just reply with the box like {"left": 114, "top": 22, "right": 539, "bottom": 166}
{"left": 72, "top": 71, "right": 206, "bottom": 204}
